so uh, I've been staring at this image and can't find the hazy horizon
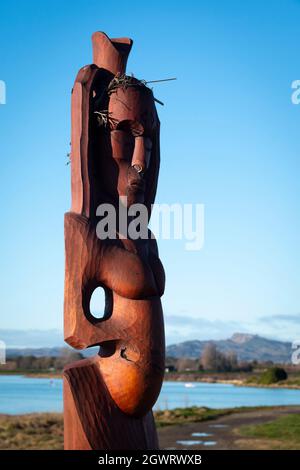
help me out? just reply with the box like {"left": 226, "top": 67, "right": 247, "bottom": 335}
{"left": 0, "top": 326, "right": 294, "bottom": 349}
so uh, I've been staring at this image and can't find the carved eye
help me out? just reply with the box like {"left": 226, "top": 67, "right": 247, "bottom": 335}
{"left": 117, "top": 120, "right": 144, "bottom": 137}
{"left": 88, "top": 286, "right": 113, "bottom": 323}
{"left": 89, "top": 286, "right": 106, "bottom": 320}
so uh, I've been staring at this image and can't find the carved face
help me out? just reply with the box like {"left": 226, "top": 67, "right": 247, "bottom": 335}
{"left": 98, "top": 84, "right": 158, "bottom": 207}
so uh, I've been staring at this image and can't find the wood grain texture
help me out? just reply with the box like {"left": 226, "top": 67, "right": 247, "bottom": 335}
{"left": 64, "top": 32, "right": 165, "bottom": 450}
{"left": 64, "top": 358, "right": 159, "bottom": 450}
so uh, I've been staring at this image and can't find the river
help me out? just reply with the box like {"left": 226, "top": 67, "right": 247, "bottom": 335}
{"left": 1, "top": 375, "right": 300, "bottom": 414}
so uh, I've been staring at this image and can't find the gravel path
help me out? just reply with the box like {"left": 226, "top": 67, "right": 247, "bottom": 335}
{"left": 158, "top": 406, "right": 300, "bottom": 450}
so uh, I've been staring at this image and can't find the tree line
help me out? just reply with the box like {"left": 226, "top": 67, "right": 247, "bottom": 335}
{"left": 167, "top": 343, "right": 256, "bottom": 373}
{"left": 3, "top": 350, "right": 83, "bottom": 372}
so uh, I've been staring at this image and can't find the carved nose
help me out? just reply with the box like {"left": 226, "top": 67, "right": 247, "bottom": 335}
{"left": 131, "top": 136, "right": 152, "bottom": 172}
{"left": 127, "top": 165, "right": 145, "bottom": 189}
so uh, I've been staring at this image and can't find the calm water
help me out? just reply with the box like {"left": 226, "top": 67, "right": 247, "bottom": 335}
{"left": 1, "top": 375, "right": 300, "bottom": 414}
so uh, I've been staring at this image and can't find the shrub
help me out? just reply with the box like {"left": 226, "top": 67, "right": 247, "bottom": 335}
{"left": 259, "top": 367, "right": 288, "bottom": 384}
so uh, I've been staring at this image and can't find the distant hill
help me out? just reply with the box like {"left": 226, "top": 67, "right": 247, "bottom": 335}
{"left": 2, "top": 330, "right": 292, "bottom": 363}
{"left": 166, "top": 333, "right": 292, "bottom": 363}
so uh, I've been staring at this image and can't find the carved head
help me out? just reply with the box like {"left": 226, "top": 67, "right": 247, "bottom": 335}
{"left": 94, "top": 75, "right": 160, "bottom": 211}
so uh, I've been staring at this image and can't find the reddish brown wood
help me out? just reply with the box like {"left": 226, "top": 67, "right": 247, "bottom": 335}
{"left": 64, "top": 32, "right": 165, "bottom": 449}
{"left": 92, "top": 32, "right": 133, "bottom": 75}
{"left": 64, "top": 357, "right": 159, "bottom": 450}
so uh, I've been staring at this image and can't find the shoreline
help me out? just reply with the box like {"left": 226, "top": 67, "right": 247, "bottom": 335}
{"left": 165, "top": 376, "right": 300, "bottom": 390}
{"left": 1, "top": 403, "right": 299, "bottom": 419}
{"left": 1, "top": 370, "right": 300, "bottom": 389}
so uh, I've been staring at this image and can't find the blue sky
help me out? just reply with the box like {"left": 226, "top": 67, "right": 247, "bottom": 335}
{"left": 0, "top": 0, "right": 299, "bottom": 346}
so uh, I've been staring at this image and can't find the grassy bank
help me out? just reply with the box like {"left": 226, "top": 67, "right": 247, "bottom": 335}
{"left": 154, "top": 405, "right": 282, "bottom": 427}
{"left": 237, "top": 413, "right": 300, "bottom": 450}
{"left": 1, "top": 406, "right": 299, "bottom": 450}
{"left": 166, "top": 369, "right": 300, "bottom": 389}
{"left": 0, "top": 413, "right": 63, "bottom": 450}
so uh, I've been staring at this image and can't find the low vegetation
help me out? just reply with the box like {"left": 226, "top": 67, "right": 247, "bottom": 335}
{"left": 258, "top": 367, "right": 288, "bottom": 384}
{"left": 155, "top": 407, "right": 236, "bottom": 428}
{"left": 0, "top": 408, "right": 234, "bottom": 449}
{"left": 238, "top": 414, "right": 300, "bottom": 450}
{"left": 0, "top": 413, "right": 63, "bottom": 450}
{"left": 0, "top": 350, "right": 83, "bottom": 376}
{"left": 0, "top": 406, "right": 293, "bottom": 449}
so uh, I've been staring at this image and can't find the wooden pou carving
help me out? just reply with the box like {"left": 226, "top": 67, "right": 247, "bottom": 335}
{"left": 63, "top": 32, "right": 165, "bottom": 450}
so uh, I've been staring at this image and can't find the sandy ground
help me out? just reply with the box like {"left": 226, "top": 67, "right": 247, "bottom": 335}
{"left": 158, "top": 406, "right": 300, "bottom": 450}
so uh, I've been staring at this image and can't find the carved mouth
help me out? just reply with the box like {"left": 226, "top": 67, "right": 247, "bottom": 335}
{"left": 98, "top": 340, "right": 141, "bottom": 363}
{"left": 98, "top": 340, "right": 117, "bottom": 358}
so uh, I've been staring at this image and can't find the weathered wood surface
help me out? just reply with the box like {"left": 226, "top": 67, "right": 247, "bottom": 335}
{"left": 64, "top": 358, "right": 159, "bottom": 450}
{"left": 64, "top": 32, "right": 165, "bottom": 450}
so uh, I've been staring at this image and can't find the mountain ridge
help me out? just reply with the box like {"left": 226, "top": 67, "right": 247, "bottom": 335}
{"left": 2, "top": 332, "right": 292, "bottom": 363}
{"left": 166, "top": 333, "right": 292, "bottom": 363}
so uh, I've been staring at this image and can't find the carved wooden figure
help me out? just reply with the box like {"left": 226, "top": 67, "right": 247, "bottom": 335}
{"left": 64, "top": 32, "right": 165, "bottom": 450}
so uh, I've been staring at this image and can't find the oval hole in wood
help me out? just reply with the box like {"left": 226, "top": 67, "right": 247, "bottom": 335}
{"left": 89, "top": 286, "right": 106, "bottom": 320}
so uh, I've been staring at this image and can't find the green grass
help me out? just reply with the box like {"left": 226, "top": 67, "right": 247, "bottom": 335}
{"left": 154, "top": 406, "right": 235, "bottom": 427}
{"left": 154, "top": 405, "right": 285, "bottom": 427}
{"left": 238, "top": 414, "right": 300, "bottom": 449}
{"left": 258, "top": 367, "right": 287, "bottom": 385}
{"left": 245, "top": 372, "right": 300, "bottom": 388}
